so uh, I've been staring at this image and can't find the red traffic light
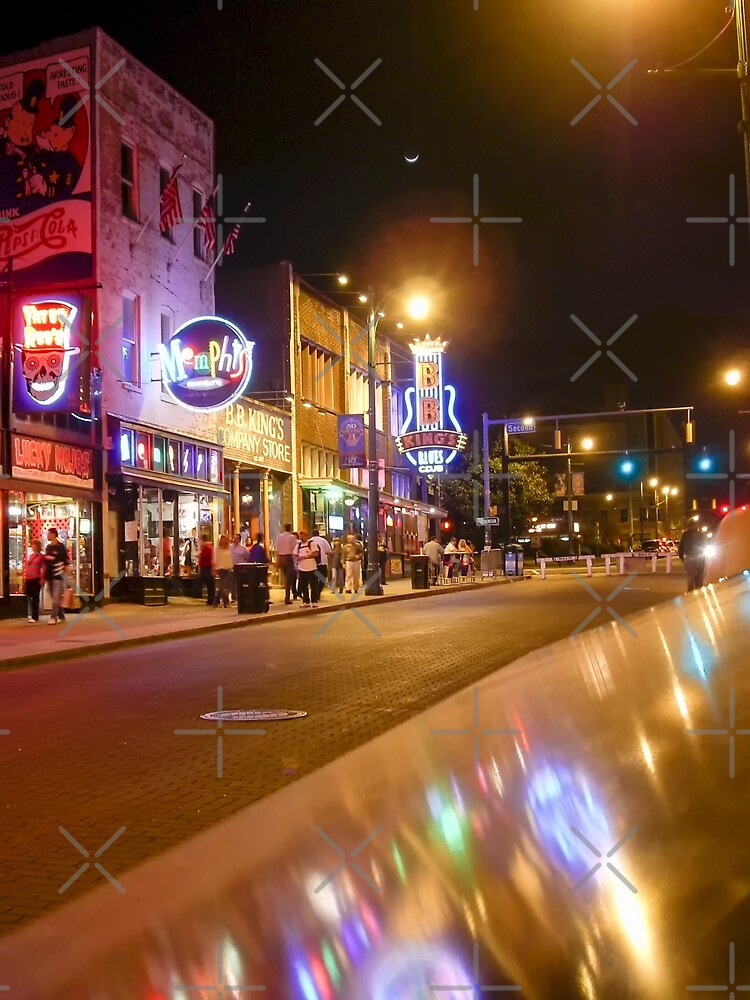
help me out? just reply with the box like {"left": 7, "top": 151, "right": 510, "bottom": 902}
{"left": 721, "top": 505, "right": 730, "bottom": 514}
{"left": 442, "top": 520, "right": 451, "bottom": 531}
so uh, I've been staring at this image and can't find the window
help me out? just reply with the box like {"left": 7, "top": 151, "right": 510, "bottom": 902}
{"left": 390, "top": 388, "right": 404, "bottom": 435}
{"left": 619, "top": 508, "right": 629, "bottom": 524}
{"left": 160, "top": 166, "right": 174, "bottom": 242}
{"left": 349, "top": 370, "right": 384, "bottom": 430}
{"left": 160, "top": 310, "right": 172, "bottom": 347}
{"left": 301, "top": 445, "right": 339, "bottom": 480}
{"left": 301, "top": 343, "right": 336, "bottom": 410}
{"left": 122, "top": 295, "right": 140, "bottom": 386}
{"left": 121, "top": 142, "right": 138, "bottom": 220}
{"left": 193, "top": 189, "right": 205, "bottom": 259}
{"left": 392, "top": 472, "right": 411, "bottom": 499}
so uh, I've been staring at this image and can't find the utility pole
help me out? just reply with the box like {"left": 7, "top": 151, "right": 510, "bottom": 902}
{"left": 736, "top": 0, "right": 750, "bottom": 226}
{"left": 482, "top": 412, "right": 491, "bottom": 551}
{"left": 566, "top": 439, "right": 574, "bottom": 555}
{"left": 501, "top": 421, "right": 511, "bottom": 548}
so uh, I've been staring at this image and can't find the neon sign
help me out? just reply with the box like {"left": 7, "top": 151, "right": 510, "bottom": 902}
{"left": 13, "top": 297, "right": 83, "bottom": 412}
{"left": 159, "top": 315, "right": 254, "bottom": 412}
{"left": 395, "top": 335, "right": 467, "bottom": 474}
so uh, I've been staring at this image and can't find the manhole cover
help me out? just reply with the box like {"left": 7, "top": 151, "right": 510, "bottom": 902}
{"left": 200, "top": 709, "right": 308, "bottom": 722}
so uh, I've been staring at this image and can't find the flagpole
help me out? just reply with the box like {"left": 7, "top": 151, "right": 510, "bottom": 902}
{"left": 203, "top": 201, "right": 251, "bottom": 283}
{"left": 129, "top": 155, "right": 187, "bottom": 253}
{"left": 168, "top": 181, "right": 218, "bottom": 271}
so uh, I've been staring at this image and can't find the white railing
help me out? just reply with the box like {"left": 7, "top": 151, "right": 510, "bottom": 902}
{"left": 537, "top": 552, "right": 673, "bottom": 578}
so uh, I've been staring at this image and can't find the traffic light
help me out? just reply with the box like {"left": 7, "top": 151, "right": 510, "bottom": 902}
{"left": 618, "top": 457, "right": 637, "bottom": 478}
{"left": 720, "top": 504, "right": 730, "bottom": 515}
{"left": 442, "top": 519, "right": 452, "bottom": 531}
{"left": 697, "top": 456, "right": 713, "bottom": 472}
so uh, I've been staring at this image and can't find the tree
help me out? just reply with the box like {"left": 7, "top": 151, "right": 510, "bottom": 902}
{"left": 439, "top": 438, "right": 555, "bottom": 544}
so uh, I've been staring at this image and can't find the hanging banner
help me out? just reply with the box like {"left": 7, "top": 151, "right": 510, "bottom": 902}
{"left": 554, "top": 473, "right": 567, "bottom": 497}
{"left": 0, "top": 46, "right": 92, "bottom": 281}
{"left": 338, "top": 414, "right": 366, "bottom": 468}
{"left": 572, "top": 471, "right": 585, "bottom": 496}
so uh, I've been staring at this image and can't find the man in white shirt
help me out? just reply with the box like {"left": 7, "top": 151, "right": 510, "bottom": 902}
{"left": 443, "top": 537, "right": 459, "bottom": 580}
{"left": 294, "top": 530, "right": 320, "bottom": 607}
{"left": 275, "top": 523, "right": 298, "bottom": 604}
{"left": 309, "top": 530, "right": 332, "bottom": 603}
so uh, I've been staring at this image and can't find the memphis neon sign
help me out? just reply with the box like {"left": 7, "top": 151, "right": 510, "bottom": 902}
{"left": 159, "top": 316, "right": 254, "bottom": 412}
{"left": 396, "top": 335, "right": 467, "bottom": 474}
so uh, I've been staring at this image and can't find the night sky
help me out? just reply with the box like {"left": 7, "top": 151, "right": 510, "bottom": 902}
{"left": 6, "top": 0, "right": 750, "bottom": 472}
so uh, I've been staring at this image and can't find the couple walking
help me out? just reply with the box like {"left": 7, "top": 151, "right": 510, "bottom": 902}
{"left": 275, "top": 525, "right": 329, "bottom": 607}
{"left": 23, "top": 527, "right": 71, "bottom": 624}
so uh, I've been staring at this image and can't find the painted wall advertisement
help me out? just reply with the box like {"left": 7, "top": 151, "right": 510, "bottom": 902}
{"left": 0, "top": 47, "right": 92, "bottom": 280}
{"left": 218, "top": 399, "right": 292, "bottom": 475}
{"left": 12, "top": 293, "right": 91, "bottom": 414}
{"left": 12, "top": 433, "right": 94, "bottom": 490}
{"left": 338, "top": 414, "right": 366, "bottom": 469}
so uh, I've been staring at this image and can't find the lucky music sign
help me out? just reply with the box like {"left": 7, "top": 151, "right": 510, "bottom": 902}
{"left": 395, "top": 335, "right": 467, "bottom": 474}
{"left": 159, "top": 315, "right": 254, "bottom": 412}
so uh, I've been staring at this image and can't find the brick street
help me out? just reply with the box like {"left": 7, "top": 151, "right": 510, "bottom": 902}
{"left": 0, "top": 574, "right": 683, "bottom": 934}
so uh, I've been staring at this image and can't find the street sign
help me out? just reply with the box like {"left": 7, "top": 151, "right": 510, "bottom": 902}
{"left": 477, "top": 516, "right": 500, "bottom": 526}
{"left": 507, "top": 420, "right": 536, "bottom": 434}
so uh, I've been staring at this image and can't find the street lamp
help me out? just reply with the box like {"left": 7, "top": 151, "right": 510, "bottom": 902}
{"left": 725, "top": 367, "right": 743, "bottom": 387}
{"left": 364, "top": 287, "right": 431, "bottom": 594}
{"left": 662, "top": 485, "right": 679, "bottom": 535}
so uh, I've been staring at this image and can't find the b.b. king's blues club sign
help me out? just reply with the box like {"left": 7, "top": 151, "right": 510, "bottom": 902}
{"left": 396, "top": 335, "right": 467, "bottom": 474}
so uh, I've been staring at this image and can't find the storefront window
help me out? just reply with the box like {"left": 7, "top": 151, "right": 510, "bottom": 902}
{"left": 140, "top": 488, "right": 162, "bottom": 576}
{"left": 8, "top": 492, "right": 94, "bottom": 595}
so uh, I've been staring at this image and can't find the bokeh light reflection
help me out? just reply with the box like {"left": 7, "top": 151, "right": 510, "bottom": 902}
{"left": 368, "top": 943, "right": 473, "bottom": 1000}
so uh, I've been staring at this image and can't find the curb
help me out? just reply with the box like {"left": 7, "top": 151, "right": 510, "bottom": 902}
{"left": 0, "top": 576, "right": 519, "bottom": 672}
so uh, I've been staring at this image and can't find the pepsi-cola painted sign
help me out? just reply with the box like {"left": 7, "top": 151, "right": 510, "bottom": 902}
{"left": 12, "top": 294, "right": 88, "bottom": 413}
{"left": 159, "top": 316, "right": 254, "bottom": 412}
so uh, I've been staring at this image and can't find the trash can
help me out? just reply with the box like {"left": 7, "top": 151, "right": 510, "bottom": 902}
{"left": 235, "top": 563, "right": 270, "bottom": 614}
{"left": 504, "top": 544, "right": 524, "bottom": 578}
{"left": 411, "top": 554, "right": 430, "bottom": 589}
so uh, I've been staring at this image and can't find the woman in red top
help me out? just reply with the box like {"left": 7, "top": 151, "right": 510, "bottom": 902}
{"left": 197, "top": 534, "right": 215, "bottom": 606}
{"left": 24, "top": 539, "right": 45, "bottom": 622}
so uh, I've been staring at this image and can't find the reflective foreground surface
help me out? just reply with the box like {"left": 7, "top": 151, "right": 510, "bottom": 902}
{"left": 2, "top": 577, "right": 749, "bottom": 998}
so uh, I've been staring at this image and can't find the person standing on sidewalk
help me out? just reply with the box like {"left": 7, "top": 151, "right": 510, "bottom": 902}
{"left": 213, "top": 535, "right": 233, "bottom": 608}
{"left": 24, "top": 539, "right": 45, "bottom": 622}
{"left": 294, "top": 530, "right": 320, "bottom": 607}
{"left": 44, "top": 527, "right": 69, "bottom": 625}
{"left": 197, "top": 534, "right": 216, "bottom": 606}
{"left": 344, "top": 532, "right": 364, "bottom": 593}
{"left": 330, "top": 538, "right": 345, "bottom": 593}
{"left": 249, "top": 532, "right": 269, "bottom": 564}
{"left": 275, "top": 523, "right": 298, "bottom": 605}
{"left": 377, "top": 537, "right": 389, "bottom": 586}
{"left": 309, "top": 529, "right": 332, "bottom": 603}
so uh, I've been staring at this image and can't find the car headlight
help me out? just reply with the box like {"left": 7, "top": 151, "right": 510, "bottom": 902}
{"left": 704, "top": 543, "right": 717, "bottom": 559}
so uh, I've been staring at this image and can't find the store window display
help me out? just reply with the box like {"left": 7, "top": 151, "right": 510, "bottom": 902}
{"left": 8, "top": 492, "right": 94, "bottom": 596}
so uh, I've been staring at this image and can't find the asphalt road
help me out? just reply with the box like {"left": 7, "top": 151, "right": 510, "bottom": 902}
{"left": 0, "top": 573, "right": 684, "bottom": 934}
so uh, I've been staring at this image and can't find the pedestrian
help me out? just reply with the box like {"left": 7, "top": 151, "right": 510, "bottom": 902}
{"left": 343, "top": 532, "right": 364, "bottom": 593}
{"left": 24, "top": 538, "right": 45, "bottom": 622}
{"left": 330, "top": 538, "right": 345, "bottom": 593}
{"left": 275, "top": 523, "right": 298, "bottom": 605}
{"left": 443, "top": 537, "right": 459, "bottom": 580}
{"left": 197, "top": 533, "right": 216, "bottom": 606}
{"left": 44, "top": 527, "right": 69, "bottom": 624}
{"left": 249, "top": 532, "right": 269, "bottom": 563}
{"left": 377, "top": 537, "right": 389, "bottom": 586}
{"left": 678, "top": 522, "right": 707, "bottom": 592}
{"left": 294, "top": 529, "right": 320, "bottom": 607}
{"left": 423, "top": 535, "right": 444, "bottom": 584}
{"left": 458, "top": 539, "right": 471, "bottom": 578}
{"left": 309, "top": 529, "right": 332, "bottom": 603}
{"left": 213, "top": 534, "right": 233, "bottom": 608}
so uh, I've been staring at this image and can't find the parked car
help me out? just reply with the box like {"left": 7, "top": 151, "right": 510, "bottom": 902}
{"left": 641, "top": 538, "right": 677, "bottom": 555}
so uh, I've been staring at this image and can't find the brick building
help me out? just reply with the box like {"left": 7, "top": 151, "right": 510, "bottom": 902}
{"left": 0, "top": 28, "right": 225, "bottom": 611}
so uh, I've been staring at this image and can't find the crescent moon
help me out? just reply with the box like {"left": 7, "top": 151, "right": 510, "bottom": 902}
{"left": 405, "top": 153, "right": 420, "bottom": 163}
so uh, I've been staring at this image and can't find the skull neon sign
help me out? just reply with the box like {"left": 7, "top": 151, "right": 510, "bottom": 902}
{"left": 14, "top": 298, "right": 81, "bottom": 409}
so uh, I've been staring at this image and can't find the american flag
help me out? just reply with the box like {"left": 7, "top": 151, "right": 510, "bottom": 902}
{"left": 197, "top": 197, "right": 217, "bottom": 254}
{"left": 159, "top": 169, "right": 182, "bottom": 232}
{"left": 222, "top": 223, "right": 241, "bottom": 256}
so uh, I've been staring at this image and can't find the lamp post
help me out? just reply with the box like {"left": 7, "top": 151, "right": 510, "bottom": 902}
{"left": 364, "top": 289, "right": 430, "bottom": 595}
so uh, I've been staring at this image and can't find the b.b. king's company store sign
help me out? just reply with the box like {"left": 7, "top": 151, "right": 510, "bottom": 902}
{"left": 12, "top": 434, "right": 94, "bottom": 490}
{"left": 218, "top": 399, "right": 292, "bottom": 475}
{"left": 159, "top": 316, "right": 254, "bottom": 412}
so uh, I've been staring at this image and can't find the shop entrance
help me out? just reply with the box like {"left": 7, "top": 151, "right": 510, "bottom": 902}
{"left": 7, "top": 491, "right": 95, "bottom": 597}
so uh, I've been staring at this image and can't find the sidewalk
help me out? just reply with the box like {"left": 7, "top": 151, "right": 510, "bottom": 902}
{"left": 0, "top": 574, "right": 511, "bottom": 670}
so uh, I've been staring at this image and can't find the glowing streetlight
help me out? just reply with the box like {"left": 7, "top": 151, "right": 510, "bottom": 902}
{"left": 725, "top": 368, "right": 742, "bottom": 386}
{"left": 606, "top": 493, "right": 614, "bottom": 502}
{"left": 648, "top": 477, "right": 658, "bottom": 488}
{"left": 337, "top": 274, "right": 349, "bottom": 286}
{"left": 358, "top": 293, "right": 368, "bottom": 303}
{"left": 406, "top": 294, "right": 431, "bottom": 321}
{"left": 581, "top": 436, "right": 595, "bottom": 451}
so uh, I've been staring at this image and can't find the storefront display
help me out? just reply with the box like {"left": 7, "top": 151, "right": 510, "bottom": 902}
{"left": 7, "top": 492, "right": 94, "bottom": 596}
{"left": 111, "top": 421, "right": 227, "bottom": 593}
